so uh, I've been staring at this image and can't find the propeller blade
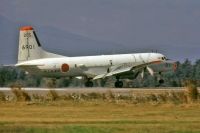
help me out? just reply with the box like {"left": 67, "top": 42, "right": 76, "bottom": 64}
{"left": 146, "top": 66, "right": 154, "bottom": 76}
{"left": 141, "top": 70, "right": 144, "bottom": 79}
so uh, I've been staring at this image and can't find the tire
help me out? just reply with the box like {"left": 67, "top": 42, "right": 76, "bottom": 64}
{"left": 115, "top": 81, "right": 123, "bottom": 88}
{"left": 88, "top": 81, "right": 93, "bottom": 87}
{"left": 115, "top": 81, "right": 119, "bottom": 88}
{"left": 85, "top": 81, "right": 93, "bottom": 87}
{"left": 159, "top": 79, "right": 164, "bottom": 84}
{"left": 118, "top": 81, "right": 123, "bottom": 88}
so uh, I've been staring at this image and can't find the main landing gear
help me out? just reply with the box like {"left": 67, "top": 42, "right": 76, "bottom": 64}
{"left": 85, "top": 78, "right": 94, "bottom": 87}
{"left": 115, "top": 77, "right": 123, "bottom": 88}
{"left": 84, "top": 77, "right": 124, "bottom": 88}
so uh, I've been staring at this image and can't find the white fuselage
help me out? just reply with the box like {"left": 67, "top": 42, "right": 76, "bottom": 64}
{"left": 16, "top": 53, "right": 165, "bottom": 78}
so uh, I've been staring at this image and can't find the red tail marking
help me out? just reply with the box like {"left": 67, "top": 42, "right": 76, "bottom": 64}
{"left": 20, "top": 26, "right": 34, "bottom": 31}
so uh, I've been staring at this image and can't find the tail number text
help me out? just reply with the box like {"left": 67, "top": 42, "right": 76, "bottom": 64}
{"left": 22, "top": 45, "right": 35, "bottom": 50}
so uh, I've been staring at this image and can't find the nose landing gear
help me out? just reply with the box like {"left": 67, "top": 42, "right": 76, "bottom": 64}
{"left": 158, "top": 79, "right": 164, "bottom": 84}
{"left": 157, "top": 72, "right": 164, "bottom": 86}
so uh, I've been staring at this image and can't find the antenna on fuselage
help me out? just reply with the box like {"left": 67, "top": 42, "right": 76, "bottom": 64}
{"left": 151, "top": 50, "right": 158, "bottom": 53}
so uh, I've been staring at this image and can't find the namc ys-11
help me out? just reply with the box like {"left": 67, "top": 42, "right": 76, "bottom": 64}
{"left": 14, "top": 26, "right": 177, "bottom": 88}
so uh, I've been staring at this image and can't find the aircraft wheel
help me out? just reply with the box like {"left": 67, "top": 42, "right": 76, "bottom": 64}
{"left": 88, "top": 81, "right": 93, "bottom": 87}
{"left": 115, "top": 81, "right": 123, "bottom": 88}
{"left": 85, "top": 81, "right": 94, "bottom": 87}
{"left": 158, "top": 79, "right": 164, "bottom": 84}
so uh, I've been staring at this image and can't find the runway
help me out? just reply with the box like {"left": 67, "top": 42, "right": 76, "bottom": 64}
{"left": 0, "top": 87, "right": 190, "bottom": 90}
{"left": 1, "top": 87, "right": 198, "bottom": 96}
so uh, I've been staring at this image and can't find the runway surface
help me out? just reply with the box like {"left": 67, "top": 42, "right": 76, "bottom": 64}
{"left": 0, "top": 87, "right": 186, "bottom": 90}
{"left": 1, "top": 87, "right": 199, "bottom": 96}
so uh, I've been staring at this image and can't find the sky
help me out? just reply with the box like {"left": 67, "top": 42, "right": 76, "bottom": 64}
{"left": 0, "top": 0, "right": 200, "bottom": 64}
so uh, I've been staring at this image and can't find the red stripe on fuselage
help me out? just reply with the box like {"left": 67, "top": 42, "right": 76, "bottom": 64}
{"left": 151, "top": 60, "right": 162, "bottom": 64}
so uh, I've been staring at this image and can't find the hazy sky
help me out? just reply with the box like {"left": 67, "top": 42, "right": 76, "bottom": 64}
{"left": 0, "top": 0, "right": 200, "bottom": 64}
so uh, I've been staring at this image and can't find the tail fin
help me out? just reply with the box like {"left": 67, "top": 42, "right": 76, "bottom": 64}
{"left": 18, "top": 26, "right": 63, "bottom": 63}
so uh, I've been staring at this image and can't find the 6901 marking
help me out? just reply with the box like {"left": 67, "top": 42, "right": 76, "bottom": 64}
{"left": 22, "top": 45, "right": 35, "bottom": 50}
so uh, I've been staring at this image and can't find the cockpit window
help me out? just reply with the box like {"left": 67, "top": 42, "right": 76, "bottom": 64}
{"left": 162, "top": 57, "right": 167, "bottom": 60}
{"left": 159, "top": 56, "right": 167, "bottom": 60}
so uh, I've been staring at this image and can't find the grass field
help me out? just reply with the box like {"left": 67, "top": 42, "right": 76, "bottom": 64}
{"left": 0, "top": 100, "right": 199, "bottom": 133}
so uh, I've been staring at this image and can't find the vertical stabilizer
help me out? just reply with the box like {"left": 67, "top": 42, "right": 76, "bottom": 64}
{"left": 18, "top": 26, "right": 63, "bottom": 63}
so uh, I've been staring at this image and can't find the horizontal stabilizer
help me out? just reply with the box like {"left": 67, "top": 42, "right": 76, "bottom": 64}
{"left": 1, "top": 64, "right": 15, "bottom": 67}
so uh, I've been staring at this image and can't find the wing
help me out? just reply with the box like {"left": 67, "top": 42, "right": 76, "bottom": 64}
{"left": 1, "top": 64, "right": 15, "bottom": 67}
{"left": 93, "top": 60, "right": 176, "bottom": 80}
{"left": 93, "top": 61, "right": 158, "bottom": 80}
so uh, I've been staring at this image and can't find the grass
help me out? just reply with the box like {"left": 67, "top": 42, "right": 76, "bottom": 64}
{"left": 0, "top": 91, "right": 6, "bottom": 101}
{"left": 0, "top": 101, "right": 199, "bottom": 133}
{"left": 11, "top": 87, "right": 31, "bottom": 101}
{"left": 0, "top": 85, "right": 199, "bottom": 133}
{"left": 184, "top": 80, "right": 199, "bottom": 102}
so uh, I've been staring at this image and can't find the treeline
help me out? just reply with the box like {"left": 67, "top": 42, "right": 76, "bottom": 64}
{"left": 0, "top": 59, "right": 199, "bottom": 87}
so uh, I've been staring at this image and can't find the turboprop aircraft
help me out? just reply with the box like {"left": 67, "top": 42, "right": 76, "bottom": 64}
{"left": 15, "top": 26, "right": 177, "bottom": 88}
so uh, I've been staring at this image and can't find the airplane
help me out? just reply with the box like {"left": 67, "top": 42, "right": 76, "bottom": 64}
{"left": 14, "top": 26, "right": 177, "bottom": 88}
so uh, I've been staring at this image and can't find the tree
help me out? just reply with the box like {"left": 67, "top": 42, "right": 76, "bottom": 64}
{"left": 194, "top": 59, "right": 200, "bottom": 86}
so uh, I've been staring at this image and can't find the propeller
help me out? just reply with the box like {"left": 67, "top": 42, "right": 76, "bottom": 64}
{"left": 146, "top": 66, "right": 154, "bottom": 76}
{"left": 140, "top": 66, "right": 154, "bottom": 79}
{"left": 141, "top": 69, "right": 144, "bottom": 79}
